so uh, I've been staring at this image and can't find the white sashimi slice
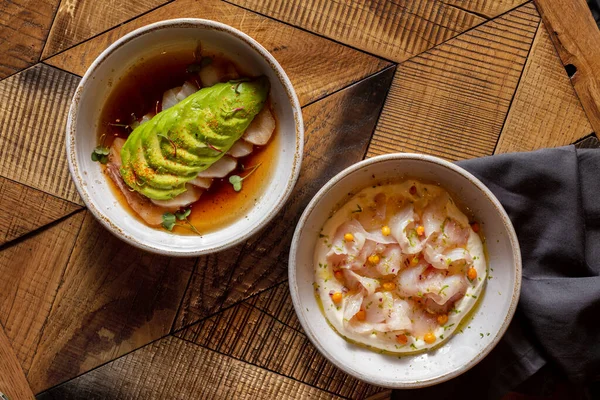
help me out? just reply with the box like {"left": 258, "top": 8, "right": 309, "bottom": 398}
{"left": 188, "top": 176, "right": 213, "bottom": 189}
{"left": 328, "top": 219, "right": 368, "bottom": 257}
{"left": 390, "top": 204, "right": 424, "bottom": 254}
{"left": 442, "top": 219, "right": 470, "bottom": 247}
{"left": 344, "top": 270, "right": 380, "bottom": 296}
{"left": 343, "top": 292, "right": 364, "bottom": 321}
{"left": 243, "top": 106, "right": 276, "bottom": 146}
{"left": 386, "top": 299, "right": 412, "bottom": 331}
{"left": 227, "top": 140, "right": 253, "bottom": 158}
{"left": 199, "top": 62, "right": 239, "bottom": 87}
{"left": 376, "top": 244, "right": 403, "bottom": 276}
{"left": 151, "top": 183, "right": 203, "bottom": 209}
{"left": 422, "top": 275, "right": 468, "bottom": 305}
{"left": 396, "top": 263, "right": 428, "bottom": 298}
{"left": 109, "top": 138, "right": 126, "bottom": 165}
{"left": 106, "top": 162, "right": 173, "bottom": 226}
{"left": 424, "top": 244, "right": 472, "bottom": 270}
{"left": 162, "top": 87, "right": 181, "bottom": 110}
{"left": 364, "top": 292, "right": 393, "bottom": 323}
{"left": 176, "top": 81, "right": 197, "bottom": 101}
{"left": 197, "top": 155, "right": 237, "bottom": 178}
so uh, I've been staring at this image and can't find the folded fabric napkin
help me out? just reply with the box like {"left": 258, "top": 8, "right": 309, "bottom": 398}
{"left": 393, "top": 145, "right": 600, "bottom": 399}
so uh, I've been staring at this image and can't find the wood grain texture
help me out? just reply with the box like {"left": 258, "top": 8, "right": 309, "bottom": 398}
{"left": 368, "top": 2, "right": 540, "bottom": 161}
{"left": 442, "top": 0, "right": 528, "bottom": 18}
{"left": 177, "top": 282, "right": 386, "bottom": 399}
{"left": 226, "top": 0, "right": 486, "bottom": 62}
{"left": 0, "top": 63, "right": 81, "bottom": 204}
{"left": 0, "top": 177, "right": 81, "bottom": 245}
{"left": 44, "top": 0, "right": 391, "bottom": 107}
{"left": 0, "top": 212, "right": 84, "bottom": 375}
{"left": 39, "top": 336, "right": 339, "bottom": 399}
{"left": 174, "top": 66, "right": 395, "bottom": 330}
{"left": 26, "top": 211, "right": 196, "bottom": 393}
{"left": 0, "top": 323, "right": 35, "bottom": 400}
{"left": 0, "top": 0, "right": 60, "bottom": 79}
{"left": 41, "top": 0, "right": 170, "bottom": 59}
{"left": 496, "top": 24, "right": 593, "bottom": 153}
{"left": 535, "top": 0, "right": 600, "bottom": 135}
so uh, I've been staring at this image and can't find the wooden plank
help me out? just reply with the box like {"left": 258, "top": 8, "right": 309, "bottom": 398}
{"left": 26, "top": 211, "right": 196, "bottom": 393}
{"left": 0, "top": 177, "right": 82, "bottom": 245}
{"left": 0, "top": 211, "right": 84, "bottom": 375}
{"left": 535, "top": 0, "right": 600, "bottom": 135}
{"left": 43, "top": 0, "right": 391, "bottom": 106}
{"left": 226, "top": 0, "right": 486, "bottom": 62}
{"left": 176, "top": 284, "right": 386, "bottom": 398}
{"left": 39, "top": 336, "right": 339, "bottom": 399}
{"left": 496, "top": 24, "right": 593, "bottom": 153}
{"left": 442, "top": 0, "right": 528, "bottom": 19}
{"left": 367, "top": 2, "right": 540, "bottom": 161}
{"left": 41, "top": 0, "right": 170, "bottom": 59}
{"left": 0, "top": 323, "right": 34, "bottom": 400}
{"left": 174, "top": 66, "right": 395, "bottom": 330}
{"left": 0, "top": 0, "right": 60, "bottom": 79}
{"left": 0, "top": 64, "right": 82, "bottom": 204}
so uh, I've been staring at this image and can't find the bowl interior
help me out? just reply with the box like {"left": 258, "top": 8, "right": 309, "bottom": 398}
{"left": 289, "top": 155, "right": 520, "bottom": 388}
{"left": 69, "top": 20, "right": 302, "bottom": 256}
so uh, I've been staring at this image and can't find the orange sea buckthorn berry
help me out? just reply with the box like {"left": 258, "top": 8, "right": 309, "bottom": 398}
{"left": 368, "top": 254, "right": 380, "bottom": 265}
{"left": 396, "top": 334, "right": 408, "bottom": 345}
{"left": 381, "top": 225, "right": 391, "bottom": 236}
{"left": 344, "top": 233, "right": 354, "bottom": 241}
{"left": 416, "top": 225, "right": 425, "bottom": 236}
{"left": 382, "top": 282, "right": 396, "bottom": 291}
{"left": 437, "top": 314, "right": 449, "bottom": 325}
{"left": 334, "top": 270, "right": 344, "bottom": 281}
{"left": 331, "top": 292, "right": 343, "bottom": 304}
{"left": 471, "top": 222, "right": 480, "bottom": 233}
{"left": 424, "top": 332, "right": 436, "bottom": 344}
{"left": 467, "top": 266, "right": 478, "bottom": 281}
{"left": 410, "top": 256, "right": 419, "bottom": 267}
{"left": 355, "top": 310, "right": 366, "bottom": 321}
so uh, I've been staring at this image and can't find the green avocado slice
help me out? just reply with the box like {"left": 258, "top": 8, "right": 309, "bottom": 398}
{"left": 119, "top": 77, "right": 269, "bottom": 200}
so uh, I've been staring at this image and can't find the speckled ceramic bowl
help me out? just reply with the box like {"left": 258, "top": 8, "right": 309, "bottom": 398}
{"left": 66, "top": 19, "right": 303, "bottom": 256}
{"left": 289, "top": 153, "right": 521, "bottom": 388}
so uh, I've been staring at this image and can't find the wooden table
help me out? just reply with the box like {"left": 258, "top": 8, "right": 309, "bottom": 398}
{"left": 0, "top": 0, "right": 598, "bottom": 398}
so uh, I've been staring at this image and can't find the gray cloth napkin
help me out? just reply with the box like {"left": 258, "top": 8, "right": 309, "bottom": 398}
{"left": 394, "top": 146, "right": 600, "bottom": 399}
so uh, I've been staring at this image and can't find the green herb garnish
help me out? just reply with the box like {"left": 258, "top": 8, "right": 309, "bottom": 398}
{"left": 162, "top": 208, "right": 200, "bottom": 235}
{"left": 91, "top": 146, "right": 110, "bottom": 164}
{"left": 229, "top": 162, "right": 262, "bottom": 192}
{"left": 438, "top": 285, "right": 449, "bottom": 296}
{"left": 161, "top": 213, "right": 176, "bottom": 231}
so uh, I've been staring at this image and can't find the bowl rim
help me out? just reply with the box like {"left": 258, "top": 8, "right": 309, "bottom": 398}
{"left": 66, "top": 18, "right": 304, "bottom": 257}
{"left": 288, "top": 152, "right": 522, "bottom": 388}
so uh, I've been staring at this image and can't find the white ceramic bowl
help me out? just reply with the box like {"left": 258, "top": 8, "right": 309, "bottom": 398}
{"left": 289, "top": 153, "right": 521, "bottom": 388}
{"left": 67, "top": 19, "right": 303, "bottom": 256}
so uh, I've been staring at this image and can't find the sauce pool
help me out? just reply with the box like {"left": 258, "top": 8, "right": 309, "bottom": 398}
{"left": 98, "top": 48, "right": 279, "bottom": 234}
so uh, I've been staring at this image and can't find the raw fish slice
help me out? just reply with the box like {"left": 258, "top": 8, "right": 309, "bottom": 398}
{"left": 376, "top": 244, "right": 403, "bottom": 276}
{"left": 423, "top": 244, "right": 472, "bottom": 270}
{"left": 176, "top": 81, "right": 198, "bottom": 101}
{"left": 422, "top": 274, "right": 468, "bottom": 305}
{"left": 106, "top": 162, "right": 173, "bottom": 226}
{"left": 423, "top": 292, "right": 464, "bottom": 314}
{"left": 188, "top": 176, "right": 213, "bottom": 189}
{"left": 162, "top": 87, "right": 181, "bottom": 110}
{"left": 442, "top": 219, "right": 470, "bottom": 247}
{"left": 343, "top": 292, "right": 364, "bottom": 321}
{"left": 344, "top": 270, "right": 380, "bottom": 296}
{"left": 355, "top": 192, "right": 387, "bottom": 231}
{"left": 109, "top": 138, "right": 126, "bottom": 165}
{"left": 199, "top": 62, "right": 239, "bottom": 87}
{"left": 197, "top": 155, "right": 237, "bottom": 178}
{"left": 390, "top": 204, "right": 424, "bottom": 254}
{"left": 396, "top": 263, "right": 428, "bottom": 298}
{"left": 151, "top": 183, "right": 203, "bottom": 209}
{"left": 364, "top": 292, "right": 393, "bottom": 323}
{"left": 227, "top": 140, "right": 253, "bottom": 157}
{"left": 328, "top": 219, "right": 368, "bottom": 257}
{"left": 386, "top": 299, "right": 413, "bottom": 331}
{"left": 243, "top": 106, "right": 276, "bottom": 145}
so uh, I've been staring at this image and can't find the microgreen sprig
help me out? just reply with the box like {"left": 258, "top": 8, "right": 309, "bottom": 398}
{"left": 229, "top": 162, "right": 262, "bottom": 192}
{"left": 162, "top": 208, "right": 201, "bottom": 235}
